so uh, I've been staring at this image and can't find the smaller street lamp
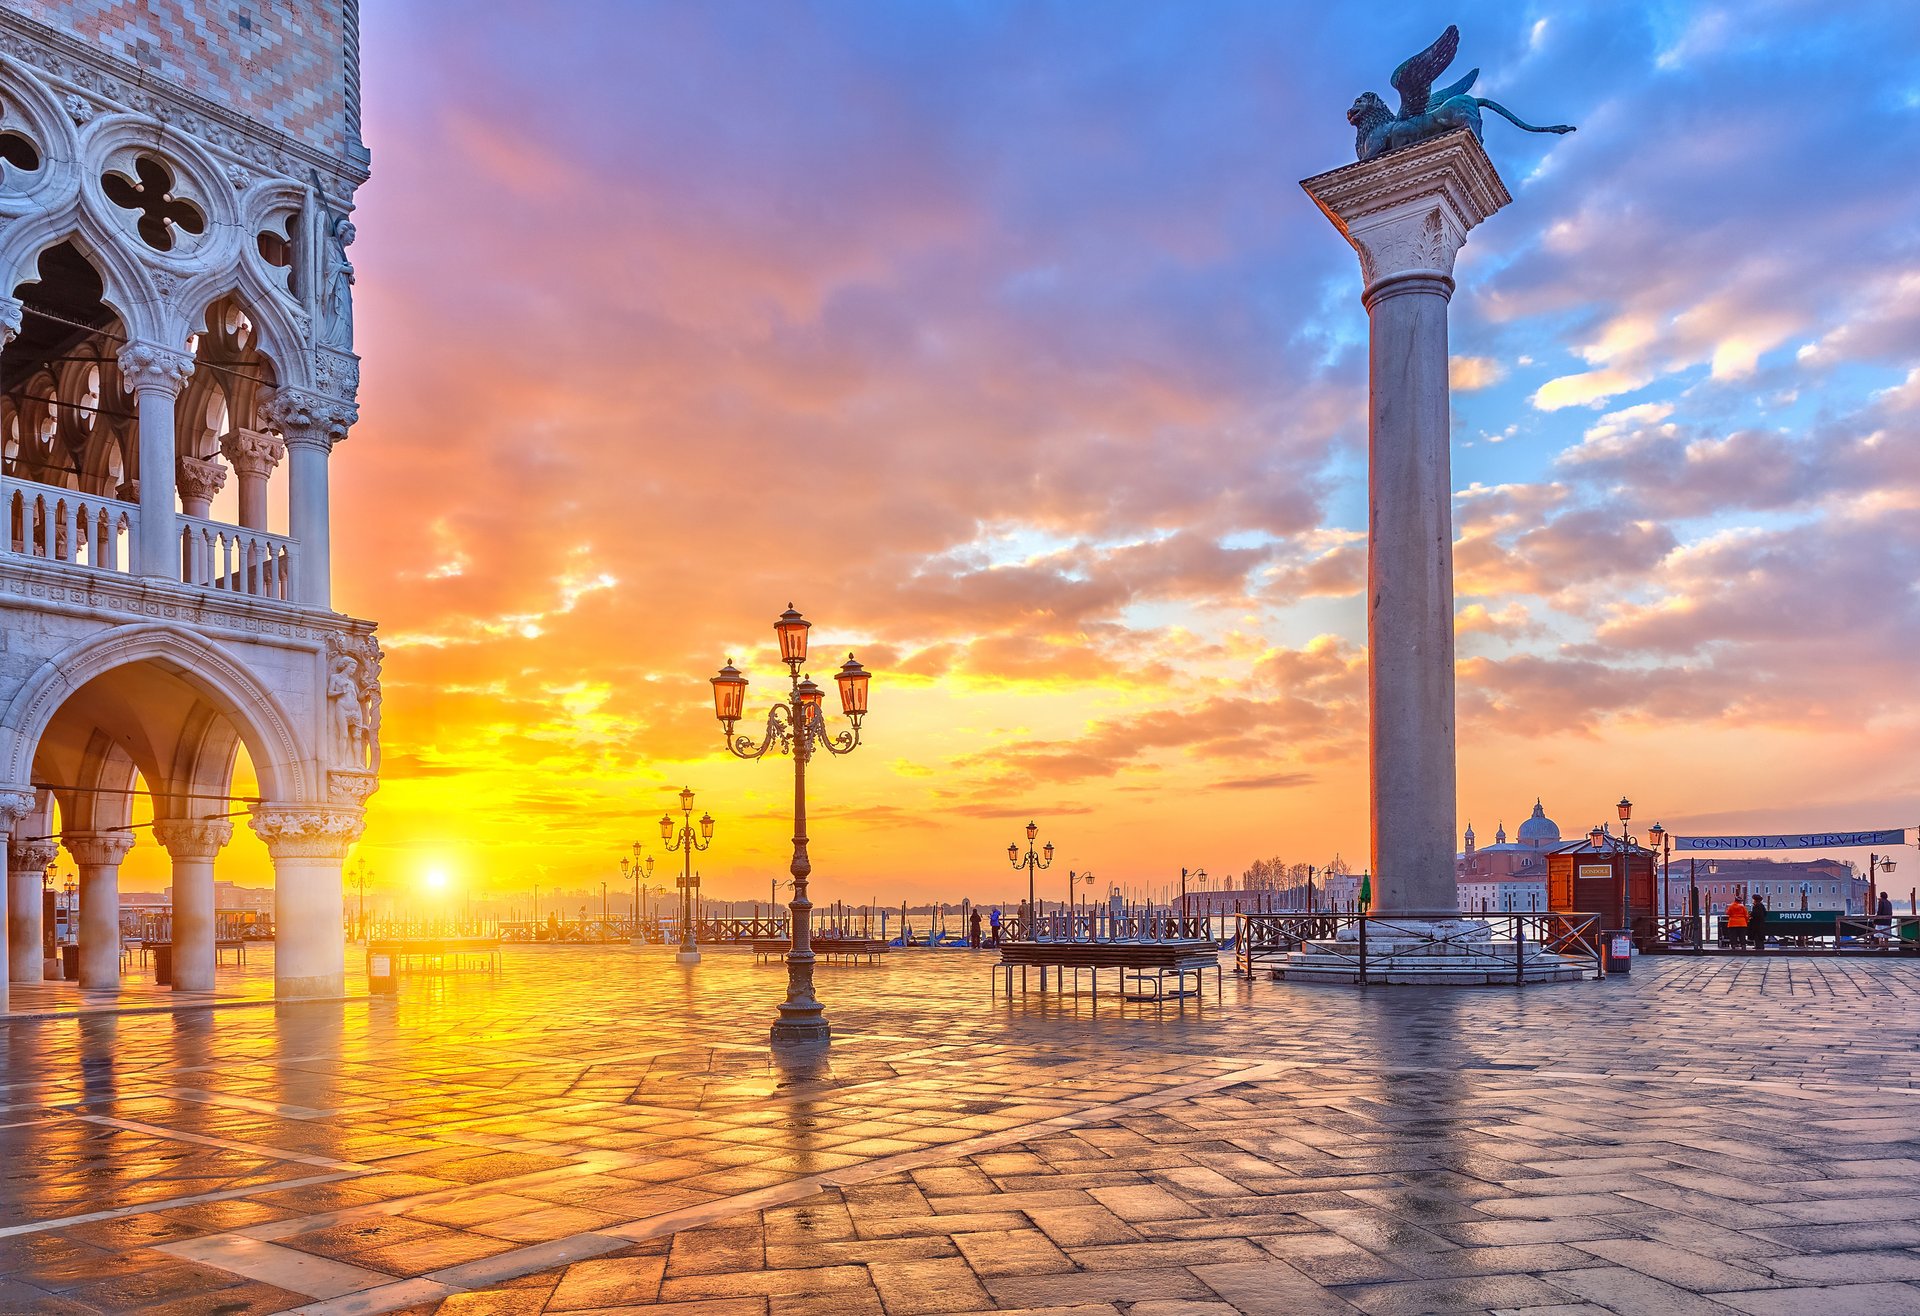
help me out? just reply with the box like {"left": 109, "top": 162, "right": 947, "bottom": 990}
{"left": 662, "top": 788, "right": 714, "bottom": 965}
{"left": 1008, "top": 822, "right": 1053, "bottom": 939}
{"left": 621, "top": 842, "right": 654, "bottom": 947}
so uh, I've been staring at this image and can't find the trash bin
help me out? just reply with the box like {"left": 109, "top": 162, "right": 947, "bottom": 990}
{"left": 366, "top": 949, "right": 396, "bottom": 994}
{"left": 1603, "top": 929, "right": 1633, "bottom": 976}
{"left": 60, "top": 943, "right": 79, "bottom": 980}
{"left": 152, "top": 941, "right": 172, "bottom": 986}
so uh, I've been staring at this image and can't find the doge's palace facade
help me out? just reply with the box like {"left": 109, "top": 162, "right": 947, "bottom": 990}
{"left": 0, "top": 0, "right": 375, "bottom": 1006}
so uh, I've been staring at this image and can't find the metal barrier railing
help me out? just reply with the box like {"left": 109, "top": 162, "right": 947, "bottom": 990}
{"left": 1004, "top": 911, "right": 1214, "bottom": 944}
{"left": 1234, "top": 910, "right": 1605, "bottom": 981}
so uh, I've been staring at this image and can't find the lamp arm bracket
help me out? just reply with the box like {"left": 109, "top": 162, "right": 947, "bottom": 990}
{"left": 806, "top": 706, "right": 860, "bottom": 759}
{"left": 725, "top": 703, "right": 791, "bottom": 760}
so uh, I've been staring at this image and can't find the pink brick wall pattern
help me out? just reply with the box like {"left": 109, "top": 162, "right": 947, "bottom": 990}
{"left": 3, "top": 0, "right": 352, "bottom": 157}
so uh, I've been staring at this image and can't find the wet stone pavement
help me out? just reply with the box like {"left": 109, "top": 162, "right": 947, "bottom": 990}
{"left": 5, "top": 949, "right": 1920, "bottom": 1314}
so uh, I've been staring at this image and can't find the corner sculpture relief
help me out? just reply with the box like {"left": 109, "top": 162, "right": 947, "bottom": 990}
{"left": 309, "top": 171, "right": 355, "bottom": 351}
{"left": 1348, "top": 24, "right": 1575, "bottom": 163}
{"left": 325, "top": 631, "right": 382, "bottom": 785}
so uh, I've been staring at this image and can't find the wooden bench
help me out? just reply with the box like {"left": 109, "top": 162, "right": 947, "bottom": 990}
{"left": 367, "top": 937, "right": 501, "bottom": 973}
{"left": 996, "top": 939, "right": 1222, "bottom": 1002}
{"left": 749, "top": 937, "right": 887, "bottom": 965}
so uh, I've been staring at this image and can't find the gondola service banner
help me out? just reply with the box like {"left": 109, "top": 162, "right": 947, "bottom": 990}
{"left": 1673, "top": 829, "right": 1907, "bottom": 852}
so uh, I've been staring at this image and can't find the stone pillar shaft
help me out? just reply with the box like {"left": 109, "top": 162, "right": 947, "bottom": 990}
{"left": 252, "top": 807, "right": 362, "bottom": 999}
{"left": 1301, "top": 131, "right": 1511, "bottom": 915}
{"left": 1365, "top": 274, "right": 1458, "bottom": 910}
{"left": 8, "top": 839, "right": 57, "bottom": 984}
{"left": 65, "top": 833, "right": 135, "bottom": 991}
{"left": 152, "top": 819, "right": 231, "bottom": 993}
{"left": 119, "top": 343, "right": 194, "bottom": 581}
{"left": 287, "top": 438, "right": 330, "bottom": 608}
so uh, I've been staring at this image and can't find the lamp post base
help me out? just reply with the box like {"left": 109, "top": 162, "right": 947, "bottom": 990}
{"left": 770, "top": 1016, "right": 831, "bottom": 1046}
{"left": 676, "top": 947, "right": 702, "bottom": 965}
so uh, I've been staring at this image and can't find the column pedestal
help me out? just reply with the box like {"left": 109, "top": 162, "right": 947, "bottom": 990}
{"left": 152, "top": 820, "right": 232, "bottom": 993}
{"left": 251, "top": 806, "right": 361, "bottom": 999}
{"left": 8, "top": 838, "right": 57, "bottom": 983}
{"left": 65, "top": 833, "right": 135, "bottom": 991}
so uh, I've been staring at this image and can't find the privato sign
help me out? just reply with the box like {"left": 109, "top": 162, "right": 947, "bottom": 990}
{"left": 1673, "top": 829, "right": 1907, "bottom": 852}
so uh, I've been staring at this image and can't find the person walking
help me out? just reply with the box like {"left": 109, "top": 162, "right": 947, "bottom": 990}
{"left": 988, "top": 907, "right": 1001, "bottom": 946}
{"left": 1748, "top": 894, "right": 1767, "bottom": 951}
{"left": 1876, "top": 890, "right": 1895, "bottom": 947}
{"left": 1724, "top": 895, "right": 1749, "bottom": 951}
{"left": 969, "top": 908, "right": 982, "bottom": 950}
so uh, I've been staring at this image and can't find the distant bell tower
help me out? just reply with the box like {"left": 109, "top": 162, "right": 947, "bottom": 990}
{"left": 0, "top": 0, "right": 377, "bottom": 1010}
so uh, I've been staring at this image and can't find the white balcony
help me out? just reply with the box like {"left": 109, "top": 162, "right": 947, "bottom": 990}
{"left": 3, "top": 473, "right": 134, "bottom": 574}
{"left": 3, "top": 473, "right": 297, "bottom": 602}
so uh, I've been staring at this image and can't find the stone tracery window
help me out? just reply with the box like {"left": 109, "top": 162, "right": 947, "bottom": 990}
{"left": 79, "top": 364, "right": 100, "bottom": 432}
{"left": 101, "top": 155, "right": 205, "bottom": 252}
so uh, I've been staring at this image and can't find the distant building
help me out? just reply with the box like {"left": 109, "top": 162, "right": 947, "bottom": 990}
{"left": 1663, "top": 856, "right": 1868, "bottom": 915}
{"left": 1456, "top": 799, "right": 1559, "bottom": 912}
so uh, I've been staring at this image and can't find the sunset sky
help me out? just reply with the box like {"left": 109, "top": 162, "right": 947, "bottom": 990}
{"left": 127, "top": 2, "right": 1919, "bottom": 908}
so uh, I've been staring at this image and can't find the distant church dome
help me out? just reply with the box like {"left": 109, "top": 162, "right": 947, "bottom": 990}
{"left": 1517, "top": 798, "right": 1561, "bottom": 846}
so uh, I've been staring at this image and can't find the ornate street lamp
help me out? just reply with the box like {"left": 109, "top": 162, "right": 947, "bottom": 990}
{"left": 711, "top": 604, "right": 871, "bottom": 1047}
{"left": 621, "top": 841, "right": 654, "bottom": 947}
{"left": 1007, "top": 822, "right": 1053, "bottom": 939}
{"left": 661, "top": 789, "right": 714, "bottom": 965}
{"left": 1648, "top": 822, "right": 1671, "bottom": 927}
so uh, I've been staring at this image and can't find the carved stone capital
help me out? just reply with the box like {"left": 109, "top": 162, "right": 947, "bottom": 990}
{"left": 1301, "top": 129, "right": 1510, "bottom": 298}
{"left": 117, "top": 341, "right": 196, "bottom": 396}
{"left": 260, "top": 388, "right": 358, "bottom": 450}
{"left": 8, "top": 837, "right": 59, "bottom": 873}
{"left": 0, "top": 295, "right": 23, "bottom": 346}
{"left": 65, "top": 832, "right": 137, "bottom": 867}
{"left": 327, "top": 770, "right": 379, "bottom": 807}
{"left": 219, "top": 428, "right": 287, "bottom": 479}
{"left": 117, "top": 479, "right": 140, "bottom": 502}
{"left": 250, "top": 806, "right": 364, "bottom": 860}
{"left": 0, "top": 787, "right": 37, "bottom": 827}
{"left": 150, "top": 817, "right": 235, "bottom": 860}
{"left": 175, "top": 454, "right": 229, "bottom": 505}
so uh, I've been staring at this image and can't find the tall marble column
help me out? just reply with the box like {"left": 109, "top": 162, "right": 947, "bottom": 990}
{"left": 64, "top": 832, "right": 135, "bottom": 991}
{"left": 219, "top": 428, "right": 286, "bottom": 530}
{"left": 1302, "top": 131, "right": 1510, "bottom": 915}
{"left": 251, "top": 806, "right": 361, "bottom": 999}
{"left": 118, "top": 342, "right": 195, "bottom": 580}
{"left": 8, "top": 836, "right": 58, "bottom": 984}
{"left": 151, "top": 819, "right": 231, "bottom": 992}
{"left": 260, "top": 390, "right": 356, "bottom": 610}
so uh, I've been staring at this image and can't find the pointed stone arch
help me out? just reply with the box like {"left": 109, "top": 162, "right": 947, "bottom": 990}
{"left": 0, "top": 623, "right": 313, "bottom": 805}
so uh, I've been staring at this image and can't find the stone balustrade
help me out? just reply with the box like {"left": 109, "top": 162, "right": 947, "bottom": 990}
{"left": 177, "top": 513, "right": 295, "bottom": 601}
{"left": 2, "top": 474, "right": 136, "bottom": 573}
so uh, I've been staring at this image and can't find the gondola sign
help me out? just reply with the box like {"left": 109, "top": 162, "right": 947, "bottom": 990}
{"left": 1672, "top": 829, "right": 1907, "bottom": 852}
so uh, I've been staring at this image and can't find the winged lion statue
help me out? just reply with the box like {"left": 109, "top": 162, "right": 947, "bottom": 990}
{"left": 1348, "top": 25, "right": 1575, "bottom": 163}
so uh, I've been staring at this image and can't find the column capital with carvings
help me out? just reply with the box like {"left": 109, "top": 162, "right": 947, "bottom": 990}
{"left": 64, "top": 832, "right": 137, "bottom": 867}
{"left": 117, "top": 341, "right": 196, "bottom": 395}
{"left": 260, "top": 388, "right": 358, "bottom": 450}
{"left": 1300, "top": 129, "right": 1511, "bottom": 300}
{"left": 220, "top": 427, "right": 287, "bottom": 478}
{"left": 175, "top": 454, "right": 229, "bottom": 505}
{"left": 0, "top": 295, "right": 22, "bottom": 347}
{"left": 250, "top": 805, "right": 364, "bottom": 860}
{"left": 151, "top": 818, "right": 235, "bottom": 860}
{"left": 8, "top": 837, "right": 60, "bottom": 872}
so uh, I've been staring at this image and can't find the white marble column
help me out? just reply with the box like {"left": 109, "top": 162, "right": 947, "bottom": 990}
{"left": 219, "top": 428, "right": 286, "bottom": 530}
{"left": 251, "top": 806, "right": 361, "bottom": 999}
{"left": 1302, "top": 131, "right": 1510, "bottom": 915}
{"left": 118, "top": 342, "right": 195, "bottom": 580}
{"left": 151, "top": 819, "right": 231, "bottom": 993}
{"left": 64, "top": 832, "right": 135, "bottom": 991}
{"left": 8, "top": 837, "right": 57, "bottom": 985}
{"left": 0, "top": 789, "right": 36, "bottom": 1013}
{"left": 260, "top": 390, "right": 356, "bottom": 610}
